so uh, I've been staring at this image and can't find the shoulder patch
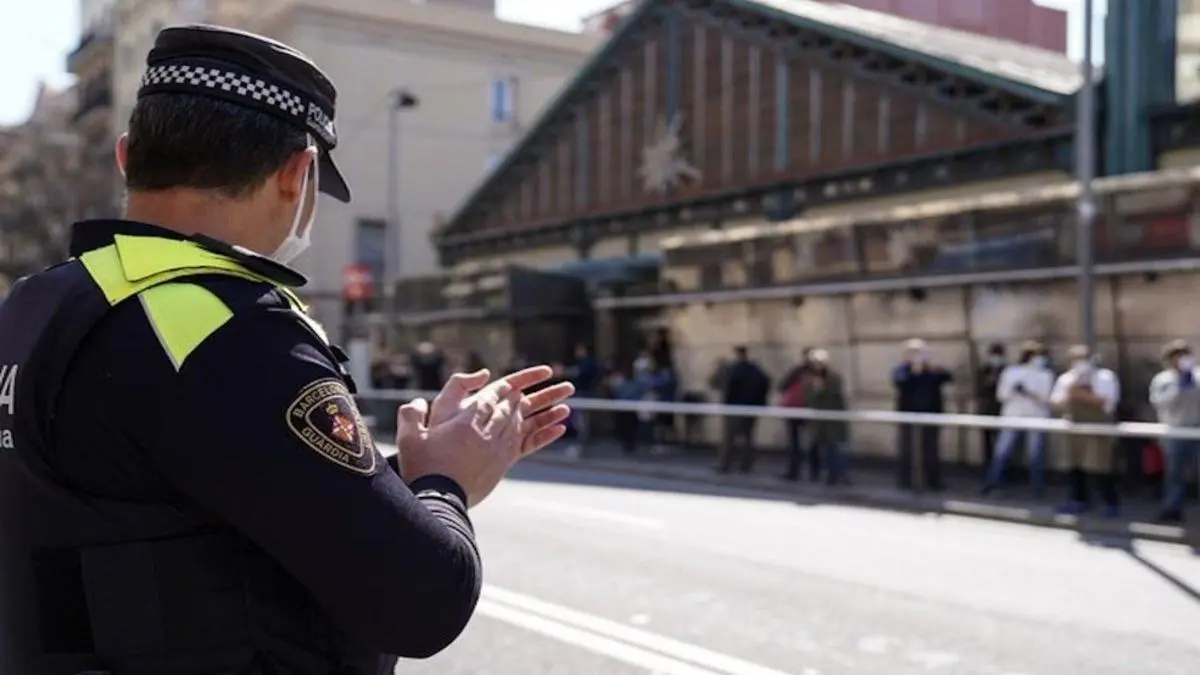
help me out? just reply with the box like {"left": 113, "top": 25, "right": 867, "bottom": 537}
{"left": 285, "top": 378, "right": 377, "bottom": 475}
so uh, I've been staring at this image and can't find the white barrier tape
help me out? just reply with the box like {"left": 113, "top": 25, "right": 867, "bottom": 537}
{"left": 356, "top": 388, "right": 1200, "bottom": 441}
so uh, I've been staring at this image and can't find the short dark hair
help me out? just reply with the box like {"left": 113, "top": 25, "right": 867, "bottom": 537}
{"left": 124, "top": 93, "right": 308, "bottom": 199}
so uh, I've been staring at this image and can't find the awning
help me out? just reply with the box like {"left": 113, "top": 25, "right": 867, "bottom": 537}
{"left": 553, "top": 253, "right": 661, "bottom": 284}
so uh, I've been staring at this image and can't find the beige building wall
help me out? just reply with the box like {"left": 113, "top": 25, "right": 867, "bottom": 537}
{"left": 797, "top": 171, "right": 1072, "bottom": 218}
{"left": 445, "top": 222, "right": 702, "bottom": 274}
{"left": 659, "top": 270, "right": 1194, "bottom": 468}
{"left": 620, "top": 169, "right": 1175, "bottom": 462}
{"left": 1179, "top": 0, "right": 1200, "bottom": 103}
{"left": 1160, "top": 147, "right": 1200, "bottom": 170}
{"left": 112, "top": 0, "right": 250, "bottom": 138}
{"left": 249, "top": 0, "right": 600, "bottom": 330}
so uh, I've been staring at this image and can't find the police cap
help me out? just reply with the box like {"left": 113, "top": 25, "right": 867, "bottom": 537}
{"left": 138, "top": 24, "right": 352, "bottom": 202}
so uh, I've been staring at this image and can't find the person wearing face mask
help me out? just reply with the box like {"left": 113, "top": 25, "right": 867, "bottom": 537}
{"left": 892, "top": 338, "right": 953, "bottom": 491}
{"left": 1148, "top": 339, "right": 1200, "bottom": 524}
{"left": 1050, "top": 345, "right": 1121, "bottom": 516}
{"left": 0, "top": 25, "right": 575, "bottom": 675}
{"left": 975, "top": 343, "right": 1008, "bottom": 471}
{"left": 981, "top": 340, "right": 1054, "bottom": 497}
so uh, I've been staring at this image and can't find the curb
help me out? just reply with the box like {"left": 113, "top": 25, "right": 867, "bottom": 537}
{"left": 525, "top": 453, "right": 1198, "bottom": 547}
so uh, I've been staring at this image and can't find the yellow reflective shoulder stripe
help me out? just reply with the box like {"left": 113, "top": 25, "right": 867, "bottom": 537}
{"left": 137, "top": 283, "right": 235, "bottom": 370}
{"left": 78, "top": 248, "right": 134, "bottom": 306}
{"left": 275, "top": 286, "right": 307, "bottom": 312}
{"left": 79, "top": 245, "right": 272, "bottom": 306}
{"left": 77, "top": 238, "right": 332, "bottom": 365}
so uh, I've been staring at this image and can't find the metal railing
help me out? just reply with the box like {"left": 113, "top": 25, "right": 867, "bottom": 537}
{"left": 356, "top": 388, "right": 1200, "bottom": 441}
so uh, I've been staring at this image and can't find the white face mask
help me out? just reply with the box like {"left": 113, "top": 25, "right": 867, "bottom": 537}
{"left": 1032, "top": 355, "right": 1048, "bottom": 368}
{"left": 271, "top": 140, "right": 319, "bottom": 265}
{"left": 1179, "top": 356, "right": 1196, "bottom": 371}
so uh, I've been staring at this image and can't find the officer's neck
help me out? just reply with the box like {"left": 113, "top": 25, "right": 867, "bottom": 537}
{"left": 124, "top": 190, "right": 275, "bottom": 253}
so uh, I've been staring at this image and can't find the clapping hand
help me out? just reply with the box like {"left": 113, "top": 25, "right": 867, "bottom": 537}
{"left": 395, "top": 366, "right": 574, "bottom": 507}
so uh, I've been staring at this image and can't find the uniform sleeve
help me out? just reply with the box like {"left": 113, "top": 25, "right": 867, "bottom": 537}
{"left": 140, "top": 307, "right": 481, "bottom": 658}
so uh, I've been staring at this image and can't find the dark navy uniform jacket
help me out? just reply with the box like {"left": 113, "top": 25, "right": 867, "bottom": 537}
{"left": 0, "top": 219, "right": 482, "bottom": 674}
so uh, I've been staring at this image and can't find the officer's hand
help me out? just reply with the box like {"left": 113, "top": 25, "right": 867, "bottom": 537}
{"left": 428, "top": 366, "right": 564, "bottom": 428}
{"left": 395, "top": 380, "right": 572, "bottom": 507}
{"left": 427, "top": 369, "right": 493, "bottom": 427}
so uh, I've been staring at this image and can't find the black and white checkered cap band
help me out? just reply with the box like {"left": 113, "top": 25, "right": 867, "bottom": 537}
{"left": 140, "top": 63, "right": 337, "bottom": 148}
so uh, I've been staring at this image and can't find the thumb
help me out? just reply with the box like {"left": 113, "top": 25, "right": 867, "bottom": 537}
{"left": 397, "top": 398, "right": 430, "bottom": 430}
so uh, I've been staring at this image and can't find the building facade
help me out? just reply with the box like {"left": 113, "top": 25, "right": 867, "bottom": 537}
{"left": 586, "top": 0, "right": 1068, "bottom": 51}
{"left": 1177, "top": 0, "right": 1200, "bottom": 103}
{"left": 412, "top": 0, "right": 1197, "bottom": 459}
{"left": 111, "top": 0, "right": 252, "bottom": 138}
{"left": 0, "top": 86, "right": 77, "bottom": 292}
{"left": 244, "top": 0, "right": 600, "bottom": 333}
{"left": 583, "top": 0, "right": 642, "bottom": 35}
{"left": 107, "top": 0, "right": 598, "bottom": 338}
{"left": 434, "top": 0, "right": 1080, "bottom": 272}
{"left": 68, "top": 0, "right": 119, "bottom": 219}
{"left": 823, "top": 0, "right": 1067, "bottom": 54}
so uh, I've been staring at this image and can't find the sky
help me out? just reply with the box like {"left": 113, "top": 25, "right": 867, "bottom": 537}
{"left": 0, "top": 0, "right": 1105, "bottom": 127}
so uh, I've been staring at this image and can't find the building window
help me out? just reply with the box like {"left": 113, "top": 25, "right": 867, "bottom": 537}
{"left": 489, "top": 76, "right": 517, "bottom": 123}
{"left": 354, "top": 218, "right": 387, "bottom": 282}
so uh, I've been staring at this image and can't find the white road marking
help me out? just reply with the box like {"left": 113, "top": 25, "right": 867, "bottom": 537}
{"left": 629, "top": 613, "right": 651, "bottom": 626}
{"left": 475, "top": 600, "right": 720, "bottom": 675}
{"left": 482, "top": 585, "right": 796, "bottom": 675}
{"left": 508, "top": 497, "right": 666, "bottom": 530}
{"left": 856, "top": 635, "right": 899, "bottom": 654}
{"left": 906, "top": 650, "right": 961, "bottom": 669}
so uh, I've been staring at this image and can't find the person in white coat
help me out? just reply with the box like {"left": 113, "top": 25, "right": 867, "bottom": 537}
{"left": 1052, "top": 345, "right": 1122, "bottom": 516}
{"left": 1148, "top": 339, "right": 1200, "bottom": 524}
{"left": 981, "top": 340, "right": 1055, "bottom": 496}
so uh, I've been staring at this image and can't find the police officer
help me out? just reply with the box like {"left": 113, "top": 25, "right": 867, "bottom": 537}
{"left": 0, "top": 25, "right": 574, "bottom": 675}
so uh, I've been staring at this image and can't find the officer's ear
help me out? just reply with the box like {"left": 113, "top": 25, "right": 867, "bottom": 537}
{"left": 276, "top": 146, "right": 318, "bottom": 203}
{"left": 114, "top": 133, "right": 129, "bottom": 177}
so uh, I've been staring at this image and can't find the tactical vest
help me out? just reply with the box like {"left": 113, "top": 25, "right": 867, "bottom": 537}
{"left": 0, "top": 234, "right": 388, "bottom": 675}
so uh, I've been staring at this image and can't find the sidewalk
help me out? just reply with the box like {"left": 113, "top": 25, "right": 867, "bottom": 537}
{"left": 527, "top": 440, "right": 1199, "bottom": 547}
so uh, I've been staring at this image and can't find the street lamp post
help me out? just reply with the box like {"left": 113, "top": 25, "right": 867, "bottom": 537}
{"left": 384, "top": 88, "right": 418, "bottom": 352}
{"left": 386, "top": 89, "right": 419, "bottom": 286}
{"left": 1077, "top": 0, "right": 1098, "bottom": 351}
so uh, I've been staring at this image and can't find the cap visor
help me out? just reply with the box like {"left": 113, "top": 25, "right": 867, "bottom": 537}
{"left": 318, "top": 152, "right": 351, "bottom": 203}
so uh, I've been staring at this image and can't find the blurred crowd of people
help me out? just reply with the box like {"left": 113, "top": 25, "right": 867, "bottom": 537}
{"left": 370, "top": 334, "right": 1198, "bottom": 524}
{"left": 969, "top": 337, "right": 1199, "bottom": 524}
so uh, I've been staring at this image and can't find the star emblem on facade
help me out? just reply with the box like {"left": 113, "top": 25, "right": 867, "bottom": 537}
{"left": 637, "top": 114, "right": 701, "bottom": 194}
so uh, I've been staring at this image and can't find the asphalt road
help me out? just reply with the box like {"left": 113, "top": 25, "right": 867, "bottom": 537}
{"left": 397, "top": 462, "right": 1200, "bottom": 675}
